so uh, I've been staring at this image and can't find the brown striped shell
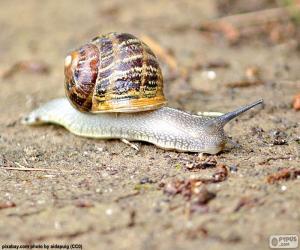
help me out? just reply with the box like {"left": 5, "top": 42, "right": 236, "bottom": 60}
{"left": 64, "top": 32, "right": 166, "bottom": 113}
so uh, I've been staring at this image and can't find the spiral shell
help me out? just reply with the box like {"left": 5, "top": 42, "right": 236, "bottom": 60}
{"left": 64, "top": 32, "right": 166, "bottom": 113}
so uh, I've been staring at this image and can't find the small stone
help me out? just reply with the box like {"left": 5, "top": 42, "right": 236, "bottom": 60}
{"left": 281, "top": 185, "right": 287, "bottom": 191}
{"left": 229, "top": 165, "right": 238, "bottom": 172}
{"left": 106, "top": 208, "right": 113, "bottom": 216}
{"left": 269, "top": 130, "right": 288, "bottom": 145}
{"left": 54, "top": 221, "right": 61, "bottom": 230}
{"left": 140, "top": 177, "right": 154, "bottom": 184}
{"left": 97, "top": 147, "right": 104, "bottom": 152}
{"left": 207, "top": 70, "right": 216, "bottom": 80}
{"left": 201, "top": 70, "right": 216, "bottom": 80}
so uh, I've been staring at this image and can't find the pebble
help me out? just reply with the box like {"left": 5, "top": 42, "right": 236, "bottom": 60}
{"left": 202, "top": 70, "right": 216, "bottom": 80}
{"left": 281, "top": 185, "right": 287, "bottom": 192}
{"left": 106, "top": 208, "right": 113, "bottom": 216}
{"left": 229, "top": 165, "right": 238, "bottom": 173}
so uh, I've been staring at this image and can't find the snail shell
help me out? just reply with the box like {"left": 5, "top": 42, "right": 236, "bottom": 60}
{"left": 64, "top": 32, "right": 166, "bottom": 113}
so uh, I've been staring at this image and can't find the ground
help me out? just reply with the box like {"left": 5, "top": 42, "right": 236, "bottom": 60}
{"left": 0, "top": 1, "right": 299, "bottom": 250}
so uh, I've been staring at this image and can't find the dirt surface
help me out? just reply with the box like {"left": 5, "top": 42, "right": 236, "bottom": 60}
{"left": 0, "top": 1, "right": 299, "bottom": 250}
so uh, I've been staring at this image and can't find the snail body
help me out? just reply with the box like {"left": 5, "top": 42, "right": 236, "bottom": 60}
{"left": 22, "top": 98, "right": 262, "bottom": 154}
{"left": 22, "top": 32, "right": 263, "bottom": 154}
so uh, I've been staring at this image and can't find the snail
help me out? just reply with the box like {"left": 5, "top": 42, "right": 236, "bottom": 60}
{"left": 22, "top": 32, "right": 263, "bottom": 154}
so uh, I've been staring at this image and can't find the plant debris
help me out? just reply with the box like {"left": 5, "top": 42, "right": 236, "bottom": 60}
{"left": 233, "top": 196, "right": 261, "bottom": 212}
{"left": 127, "top": 210, "right": 136, "bottom": 227}
{"left": 192, "top": 59, "right": 230, "bottom": 71}
{"left": 75, "top": 200, "right": 94, "bottom": 208}
{"left": 0, "top": 201, "right": 16, "bottom": 210}
{"left": 164, "top": 178, "right": 203, "bottom": 198}
{"left": 293, "top": 93, "right": 300, "bottom": 110}
{"left": 185, "top": 226, "right": 208, "bottom": 240}
{"left": 164, "top": 164, "right": 228, "bottom": 197}
{"left": 114, "top": 191, "right": 140, "bottom": 202}
{"left": 2, "top": 60, "right": 50, "bottom": 79}
{"left": 226, "top": 65, "right": 263, "bottom": 88}
{"left": 190, "top": 186, "right": 216, "bottom": 208}
{"left": 163, "top": 178, "right": 216, "bottom": 214}
{"left": 266, "top": 168, "right": 300, "bottom": 184}
{"left": 192, "top": 196, "right": 213, "bottom": 208}
{"left": 226, "top": 80, "right": 263, "bottom": 88}
{"left": 212, "top": 164, "right": 229, "bottom": 182}
{"left": 0, "top": 155, "right": 71, "bottom": 172}
{"left": 164, "top": 179, "right": 216, "bottom": 206}
{"left": 185, "top": 155, "right": 218, "bottom": 171}
{"left": 258, "top": 156, "right": 293, "bottom": 165}
{"left": 134, "top": 183, "right": 154, "bottom": 191}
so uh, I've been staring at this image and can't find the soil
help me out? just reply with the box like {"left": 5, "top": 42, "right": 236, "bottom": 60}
{"left": 0, "top": 1, "right": 299, "bottom": 250}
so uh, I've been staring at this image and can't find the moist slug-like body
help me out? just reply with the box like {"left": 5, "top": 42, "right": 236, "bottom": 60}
{"left": 22, "top": 32, "right": 263, "bottom": 154}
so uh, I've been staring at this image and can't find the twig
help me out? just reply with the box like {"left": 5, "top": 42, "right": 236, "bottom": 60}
{"left": 0, "top": 166, "right": 74, "bottom": 172}
{"left": 0, "top": 156, "right": 74, "bottom": 173}
{"left": 258, "top": 156, "right": 293, "bottom": 165}
{"left": 226, "top": 80, "right": 263, "bottom": 88}
{"left": 14, "top": 162, "right": 26, "bottom": 168}
{"left": 114, "top": 191, "right": 140, "bottom": 202}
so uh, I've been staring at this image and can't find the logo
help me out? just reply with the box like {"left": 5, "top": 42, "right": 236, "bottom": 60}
{"left": 269, "top": 235, "right": 298, "bottom": 249}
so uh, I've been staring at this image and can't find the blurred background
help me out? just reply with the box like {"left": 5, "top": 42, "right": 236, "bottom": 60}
{"left": 1, "top": 0, "right": 300, "bottom": 111}
{"left": 0, "top": 1, "right": 299, "bottom": 250}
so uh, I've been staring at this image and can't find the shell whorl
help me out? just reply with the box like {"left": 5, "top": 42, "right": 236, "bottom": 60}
{"left": 64, "top": 32, "right": 166, "bottom": 113}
